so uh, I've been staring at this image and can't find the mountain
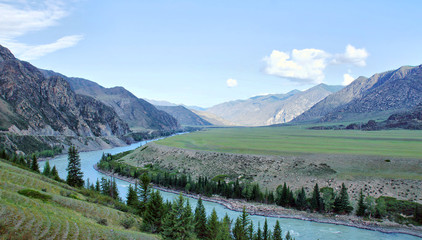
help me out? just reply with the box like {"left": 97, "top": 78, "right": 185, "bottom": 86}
{"left": 0, "top": 45, "right": 129, "bottom": 137}
{"left": 206, "top": 84, "right": 342, "bottom": 126}
{"left": 294, "top": 65, "right": 422, "bottom": 123}
{"left": 42, "top": 72, "right": 180, "bottom": 131}
{"left": 155, "top": 105, "right": 212, "bottom": 126}
{"left": 191, "top": 109, "right": 236, "bottom": 126}
{"left": 144, "top": 98, "right": 178, "bottom": 106}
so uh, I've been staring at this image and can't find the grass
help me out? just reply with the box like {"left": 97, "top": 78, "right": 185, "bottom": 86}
{"left": 0, "top": 159, "right": 159, "bottom": 240}
{"left": 156, "top": 126, "right": 422, "bottom": 159}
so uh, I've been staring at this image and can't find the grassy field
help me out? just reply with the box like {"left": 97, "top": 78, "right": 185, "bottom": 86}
{"left": 0, "top": 159, "right": 158, "bottom": 240}
{"left": 156, "top": 126, "right": 422, "bottom": 159}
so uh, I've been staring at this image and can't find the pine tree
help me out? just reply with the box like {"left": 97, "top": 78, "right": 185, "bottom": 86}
{"left": 276, "top": 183, "right": 289, "bottom": 207}
{"left": 66, "top": 146, "right": 84, "bottom": 187}
{"left": 194, "top": 197, "right": 208, "bottom": 239}
{"left": 333, "top": 183, "right": 353, "bottom": 214}
{"left": 248, "top": 221, "right": 254, "bottom": 240}
{"left": 51, "top": 165, "right": 61, "bottom": 181}
{"left": 311, "top": 183, "right": 323, "bottom": 212}
{"left": 240, "top": 207, "right": 250, "bottom": 235}
{"left": 233, "top": 217, "right": 246, "bottom": 240}
{"left": 143, "top": 190, "right": 164, "bottom": 233}
{"left": 42, "top": 160, "right": 51, "bottom": 176}
{"left": 31, "top": 154, "right": 40, "bottom": 173}
{"left": 356, "top": 189, "right": 366, "bottom": 217}
{"left": 273, "top": 220, "right": 282, "bottom": 240}
{"left": 127, "top": 184, "right": 139, "bottom": 208}
{"left": 207, "top": 208, "right": 219, "bottom": 240}
{"left": 296, "top": 187, "right": 307, "bottom": 210}
{"left": 216, "top": 213, "right": 232, "bottom": 240}
{"left": 256, "top": 222, "right": 262, "bottom": 240}
{"left": 138, "top": 172, "right": 151, "bottom": 212}
{"left": 262, "top": 218, "right": 269, "bottom": 240}
{"left": 161, "top": 194, "right": 194, "bottom": 240}
{"left": 285, "top": 231, "right": 294, "bottom": 240}
{"left": 95, "top": 179, "right": 100, "bottom": 192}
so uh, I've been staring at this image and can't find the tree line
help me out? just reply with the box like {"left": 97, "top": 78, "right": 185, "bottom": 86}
{"left": 97, "top": 152, "right": 422, "bottom": 225}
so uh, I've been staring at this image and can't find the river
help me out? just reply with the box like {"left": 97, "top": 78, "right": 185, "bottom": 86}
{"left": 40, "top": 139, "right": 420, "bottom": 240}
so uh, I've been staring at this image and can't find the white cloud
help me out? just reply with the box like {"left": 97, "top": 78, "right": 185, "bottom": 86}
{"left": 6, "top": 35, "right": 84, "bottom": 60}
{"left": 263, "top": 45, "right": 369, "bottom": 84}
{"left": 342, "top": 73, "right": 355, "bottom": 86}
{"left": 226, "top": 78, "right": 238, "bottom": 87}
{"left": 0, "top": 0, "right": 82, "bottom": 60}
{"left": 263, "top": 49, "right": 330, "bottom": 84}
{"left": 333, "top": 44, "right": 369, "bottom": 67}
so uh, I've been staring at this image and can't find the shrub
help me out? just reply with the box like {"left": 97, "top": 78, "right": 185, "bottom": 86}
{"left": 120, "top": 217, "right": 135, "bottom": 229}
{"left": 97, "top": 218, "right": 108, "bottom": 226}
{"left": 18, "top": 189, "right": 52, "bottom": 201}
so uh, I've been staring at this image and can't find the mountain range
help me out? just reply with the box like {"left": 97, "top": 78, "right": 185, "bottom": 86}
{"left": 41, "top": 71, "right": 180, "bottom": 131}
{"left": 206, "top": 84, "right": 343, "bottom": 126}
{"left": 0, "top": 45, "right": 129, "bottom": 137}
{"left": 155, "top": 105, "right": 212, "bottom": 126}
{"left": 294, "top": 65, "right": 422, "bottom": 123}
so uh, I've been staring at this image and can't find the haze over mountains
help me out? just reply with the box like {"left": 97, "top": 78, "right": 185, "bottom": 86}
{"left": 205, "top": 84, "right": 343, "bottom": 126}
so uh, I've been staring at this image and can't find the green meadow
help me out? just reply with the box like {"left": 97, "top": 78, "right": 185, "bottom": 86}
{"left": 157, "top": 126, "right": 422, "bottom": 159}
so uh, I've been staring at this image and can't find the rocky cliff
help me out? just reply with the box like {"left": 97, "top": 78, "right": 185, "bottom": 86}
{"left": 0, "top": 44, "right": 130, "bottom": 138}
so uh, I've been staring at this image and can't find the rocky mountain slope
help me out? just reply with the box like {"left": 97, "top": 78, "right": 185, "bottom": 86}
{"left": 191, "top": 109, "right": 236, "bottom": 126}
{"left": 294, "top": 65, "right": 422, "bottom": 123}
{"left": 0, "top": 45, "right": 129, "bottom": 137}
{"left": 42, "top": 72, "right": 180, "bottom": 131}
{"left": 155, "top": 105, "right": 211, "bottom": 126}
{"left": 206, "top": 84, "right": 342, "bottom": 126}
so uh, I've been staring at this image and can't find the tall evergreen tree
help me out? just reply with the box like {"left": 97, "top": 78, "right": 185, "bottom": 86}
{"left": 161, "top": 194, "right": 194, "bottom": 240}
{"left": 66, "top": 146, "right": 84, "bottom": 187}
{"left": 143, "top": 190, "right": 164, "bottom": 233}
{"left": 194, "top": 197, "right": 208, "bottom": 239}
{"left": 138, "top": 173, "right": 151, "bottom": 212}
{"left": 356, "top": 189, "right": 366, "bottom": 217}
{"left": 256, "top": 222, "right": 262, "bottom": 240}
{"left": 296, "top": 187, "right": 307, "bottom": 210}
{"left": 262, "top": 218, "right": 269, "bottom": 240}
{"left": 95, "top": 179, "right": 100, "bottom": 191}
{"left": 127, "top": 184, "right": 139, "bottom": 208}
{"left": 285, "top": 231, "right": 294, "bottom": 240}
{"left": 216, "top": 213, "right": 232, "bottom": 240}
{"left": 311, "top": 183, "right": 324, "bottom": 212}
{"left": 233, "top": 217, "right": 246, "bottom": 240}
{"left": 273, "top": 220, "right": 282, "bottom": 240}
{"left": 333, "top": 183, "right": 353, "bottom": 214}
{"left": 51, "top": 165, "right": 61, "bottom": 181}
{"left": 248, "top": 221, "right": 254, "bottom": 240}
{"left": 42, "top": 160, "right": 51, "bottom": 176}
{"left": 31, "top": 154, "right": 40, "bottom": 173}
{"left": 207, "top": 208, "right": 219, "bottom": 240}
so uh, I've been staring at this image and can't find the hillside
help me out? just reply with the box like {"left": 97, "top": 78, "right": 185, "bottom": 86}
{"left": 0, "top": 45, "right": 129, "bottom": 137}
{"left": 294, "top": 65, "right": 422, "bottom": 123}
{"left": 206, "top": 84, "right": 342, "bottom": 126}
{"left": 191, "top": 109, "right": 237, "bottom": 126}
{"left": 42, "top": 72, "right": 180, "bottom": 131}
{"left": 0, "top": 159, "right": 157, "bottom": 239}
{"left": 155, "top": 105, "right": 212, "bottom": 126}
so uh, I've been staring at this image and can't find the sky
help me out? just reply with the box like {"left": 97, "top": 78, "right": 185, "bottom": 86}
{"left": 1, "top": 0, "right": 421, "bottom": 107}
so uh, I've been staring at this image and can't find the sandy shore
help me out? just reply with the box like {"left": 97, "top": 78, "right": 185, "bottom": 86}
{"left": 94, "top": 165, "right": 422, "bottom": 238}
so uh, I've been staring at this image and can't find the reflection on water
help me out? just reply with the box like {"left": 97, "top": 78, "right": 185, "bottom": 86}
{"left": 41, "top": 141, "right": 421, "bottom": 240}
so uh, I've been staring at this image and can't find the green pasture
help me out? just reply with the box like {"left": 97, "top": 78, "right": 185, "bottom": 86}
{"left": 156, "top": 126, "right": 422, "bottom": 159}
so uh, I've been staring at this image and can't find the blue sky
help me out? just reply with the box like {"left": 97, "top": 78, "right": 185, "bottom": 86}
{"left": 1, "top": 0, "right": 421, "bottom": 107}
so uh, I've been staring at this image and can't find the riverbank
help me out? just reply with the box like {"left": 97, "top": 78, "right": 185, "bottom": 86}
{"left": 94, "top": 165, "right": 422, "bottom": 238}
